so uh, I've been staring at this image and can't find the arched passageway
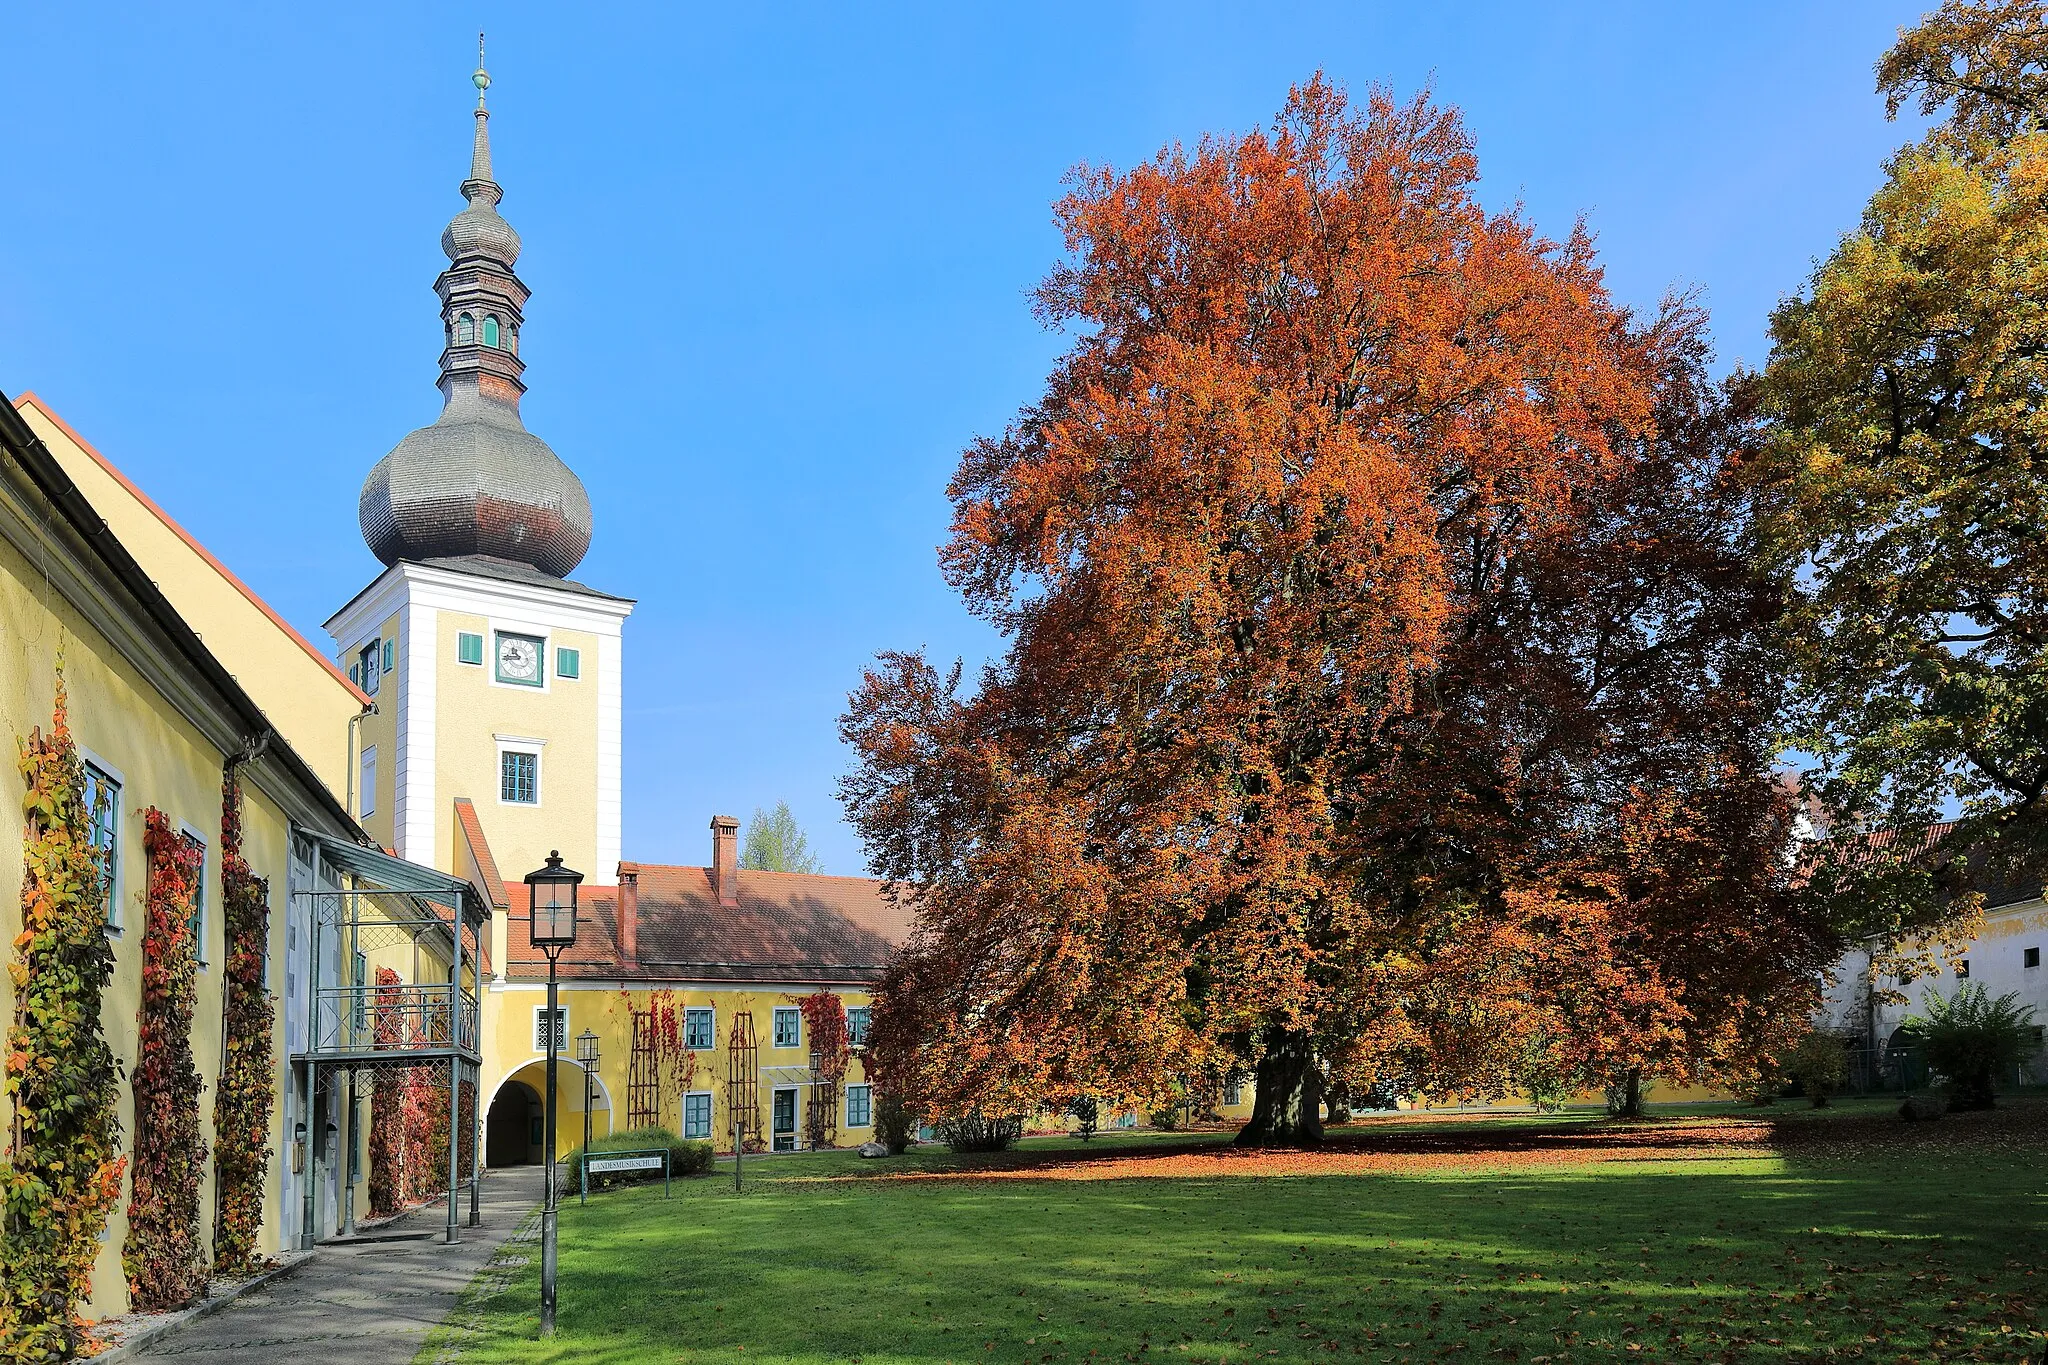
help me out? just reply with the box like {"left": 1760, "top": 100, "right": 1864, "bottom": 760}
{"left": 483, "top": 1061, "right": 614, "bottom": 1167}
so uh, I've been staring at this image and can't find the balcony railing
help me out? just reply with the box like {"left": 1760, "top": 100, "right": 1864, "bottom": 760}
{"left": 298, "top": 982, "right": 480, "bottom": 1060}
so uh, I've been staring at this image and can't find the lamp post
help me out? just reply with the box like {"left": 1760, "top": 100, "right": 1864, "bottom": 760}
{"left": 524, "top": 850, "right": 582, "bottom": 1339}
{"left": 576, "top": 1028, "right": 600, "bottom": 1205}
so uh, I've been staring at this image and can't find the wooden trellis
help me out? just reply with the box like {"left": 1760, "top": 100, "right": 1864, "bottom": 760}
{"left": 627, "top": 1010, "right": 660, "bottom": 1129}
{"left": 726, "top": 1010, "right": 761, "bottom": 1152}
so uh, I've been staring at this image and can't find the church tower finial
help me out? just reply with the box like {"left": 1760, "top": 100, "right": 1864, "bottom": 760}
{"left": 356, "top": 46, "right": 593, "bottom": 580}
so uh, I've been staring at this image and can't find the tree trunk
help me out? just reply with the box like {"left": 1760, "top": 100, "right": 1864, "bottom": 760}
{"left": 1607, "top": 1069, "right": 1644, "bottom": 1119}
{"left": 1234, "top": 1029, "right": 1324, "bottom": 1146}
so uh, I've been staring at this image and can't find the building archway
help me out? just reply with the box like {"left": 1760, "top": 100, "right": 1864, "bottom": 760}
{"left": 482, "top": 1060, "right": 614, "bottom": 1167}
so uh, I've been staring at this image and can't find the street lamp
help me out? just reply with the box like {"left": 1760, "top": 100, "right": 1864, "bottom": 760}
{"left": 576, "top": 1028, "right": 600, "bottom": 1206}
{"left": 525, "top": 850, "right": 582, "bottom": 1339}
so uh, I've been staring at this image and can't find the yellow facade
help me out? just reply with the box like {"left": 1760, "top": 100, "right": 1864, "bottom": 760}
{"left": 0, "top": 423, "right": 348, "bottom": 1316}
{"left": 14, "top": 395, "right": 368, "bottom": 798}
{"left": 429, "top": 608, "right": 604, "bottom": 882}
{"left": 478, "top": 982, "right": 878, "bottom": 1157}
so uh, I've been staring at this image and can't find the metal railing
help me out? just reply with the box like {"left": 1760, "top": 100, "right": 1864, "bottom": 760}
{"left": 301, "top": 982, "right": 480, "bottom": 1057}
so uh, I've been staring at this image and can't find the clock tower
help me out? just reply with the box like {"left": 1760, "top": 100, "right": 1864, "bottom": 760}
{"left": 326, "top": 52, "right": 632, "bottom": 885}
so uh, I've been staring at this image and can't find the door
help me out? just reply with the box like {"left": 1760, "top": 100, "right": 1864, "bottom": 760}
{"left": 772, "top": 1087, "right": 798, "bottom": 1151}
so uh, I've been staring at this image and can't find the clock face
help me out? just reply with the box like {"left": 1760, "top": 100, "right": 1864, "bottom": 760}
{"left": 496, "top": 633, "right": 542, "bottom": 684}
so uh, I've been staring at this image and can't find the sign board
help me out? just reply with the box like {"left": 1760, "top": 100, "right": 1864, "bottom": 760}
{"left": 587, "top": 1155, "right": 664, "bottom": 1174}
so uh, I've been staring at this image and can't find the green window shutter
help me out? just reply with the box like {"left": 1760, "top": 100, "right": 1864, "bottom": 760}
{"left": 382, "top": 639, "right": 394, "bottom": 673}
{"left": 348, "top": 663, "right": 359, "bottom": 684}
{"left": 556, "top": 646, "right": 580, "bottom": 679}
{"left": 457, "top": 632, "right": 484, "bottom": 665}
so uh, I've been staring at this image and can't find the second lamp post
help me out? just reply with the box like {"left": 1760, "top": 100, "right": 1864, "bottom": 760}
{"left": 525, "top": 850, "right": 583, "bottom": 1339}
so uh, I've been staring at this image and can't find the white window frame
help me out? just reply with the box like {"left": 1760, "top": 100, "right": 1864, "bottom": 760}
{"left": 684, "top": 1006, "right": 715, "bottom": 1051}
{"left": 845, "top": 1084, "right": 873, "bottom": 1128}
{"left": 845, "top": 1005, "right": 870, "bottom": 1046}
{"left": 78, "top": 748, "right": 123, "bottom": 932}
{"left": 358, "top": 744, "right": 377, "bottom": 819}
{"left": 497, "top": 741, "right": 543, "bottom": 808}
{"left": 178, "top": 821, "right": 209, "bottom": 967}
{"left": 532, "top": 1004, "right": 568, "bottom": 1053}
{"left": 771, "top": 1006, "right": 801, "bottom": 1050}
{"left": 357, "top": 640, "right": 380, "bottom": 696}
{"left": 682, "top": 1089, "right": 714, "bottom": 1140}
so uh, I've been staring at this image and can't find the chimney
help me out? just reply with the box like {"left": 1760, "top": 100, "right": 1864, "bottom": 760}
{"left": 616, "top": 862, "right": 640, "bottom": 962}
{"left": 710, "top": 814, "right": 740, "bottom": 908}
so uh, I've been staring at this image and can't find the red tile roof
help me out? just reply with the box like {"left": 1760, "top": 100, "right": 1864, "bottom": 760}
{"left": 502, "top": 864, "right": 912, "bottom": 985}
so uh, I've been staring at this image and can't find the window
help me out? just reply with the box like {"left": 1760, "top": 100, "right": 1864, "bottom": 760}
{"left": 2027, "top": 947, "right": 2041, "bottom": 970}
{"left": 504, "top": 325, "right": 518, "bottom": 354}
{"left": 845, "top": 1085, "right": 872, "bottom": 1128}
{"left": 846, "top": 1006, "right": 871, "bottom": 1046}
{"left": 533, "top": 1005, "right": 567, "bottom": 1052}
{"left": 457, "top": 631, "right": 484, "bottom": 666}
{"left": 348, "top": 662, "right": 359, "bottom": 685}
{"left": 352, "top": 951, "right": 368, "bottom": 1030}
{"left": 684, "top": 1007, "right": 714, "bottom": 1051}
{"left": 358, "top": 641, "right": 380, "bottom": 696}
{"left": 382, "top": 639, "right": 395, "bottom": 674}
{"left": 682, "top": 1091, "right": 713, "bottom": 1140}
{"left": 82, "top": 762, "right": 120, "bottom": 928}
{"left": 1957, "top": 959, "right": 1972, "bottom": 980}
{"left": 359, "top": 745, "right": 377, "bottom": 818}
{"left": 772, "top": 1006, "right": 800, "bottom": 1049}
{"left": 494, "top": 631, "right": 544, "bottom": 686}
{"left": 501, "top": 749, "right": 539, "bottom": 805}
{"left": 483, "top": 314, "right": 500, "bottom": 347}
{"left": 456, "top": 313, "right": 475, "bottom": 344}
{"left": 556, "top": 646, "right": 581, "bottom": 680}
{"left": 181, "top": 831, "right": 206, "bottom": 963}
{"left": 1223, "top": 1075, "right": 1243, "bottom": 1107}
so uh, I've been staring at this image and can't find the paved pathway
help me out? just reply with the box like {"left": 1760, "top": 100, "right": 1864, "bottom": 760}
{"left": 129, "top": 1167, "right": 544, "bottom": 1363}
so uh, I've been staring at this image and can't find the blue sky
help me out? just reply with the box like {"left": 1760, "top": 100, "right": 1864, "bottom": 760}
{"left": 1, "top": 2, "right": 1927, "bottom": 875}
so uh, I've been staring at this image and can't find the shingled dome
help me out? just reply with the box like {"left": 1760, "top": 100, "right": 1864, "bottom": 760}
{"left": 359, "top": 55, "right": 591, "bottom": 579}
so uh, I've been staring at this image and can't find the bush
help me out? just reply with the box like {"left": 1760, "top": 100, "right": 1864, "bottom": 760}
{"left": 1146, "top": 1105, "right": 1182, "bottom": 1131}
{"left": 560, "top": 1125, "right": 713, "bottom": 1190}
{"left": 934, "top": 1113, "right": 1022, "bottom": 1153}
{"left": 1899, "top": 1092, "right": 1948, "bottom": 1122}
{"left": 1903, "top": 984, "right": 2040, "bottom": 1111}
{"left": 873, "top": 1093, "right": 917, "bottom": 1155}
{"left": 1781, "top": 1031, "right": 1849, "bottom": 1107}
{"left": 1067, "top": 1095, "right": 1100, "bottom": 1141}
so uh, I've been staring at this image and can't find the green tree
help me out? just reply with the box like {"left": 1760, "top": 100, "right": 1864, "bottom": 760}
{"left": 1902, "top": 983, "right": 2040, "bottom": 1109}
{"left": 1760, "top": 0, "right": 2048, "bottom": 951}
{"left": 740, "top": 801, "right": 820, "bottom": 874}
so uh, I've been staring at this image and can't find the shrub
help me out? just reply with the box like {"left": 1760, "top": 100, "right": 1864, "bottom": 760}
{"left": 1781, "top": 1031, "right": 1849, "bottom": 1107}
{"left": 935, "top": 1113, "right": 1022, "bottom": 1153}
{"left": 1067, "top": 1096, "right": 1099, "bottom": 1141}
{"left": 1899, "top": 1092, "right": 1948, "bottom": 1122}
{"left": 873, "top": 1094, "right": 916, "bottom": 1154}
{"left": 561, "top": 1125, "right": 713, "bottom": 1190}
{"left": 1146, "top": 1105, "right": 1182, "bottom": 1131}
{"left": 1902, "top": 984, "right": 2040, "bottom": 1111}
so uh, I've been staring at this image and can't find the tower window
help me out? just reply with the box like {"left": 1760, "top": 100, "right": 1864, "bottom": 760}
{"left": 504, "top": 325, "right": 517, "bottom": 354}
{"left": 483, "top": 315, "right": 500, "bottom": 347}
{"left": 457, "top": 631, "right": 484, "bottom": 666}
{"left": 501, "top": 749, "right": 539, "bottom": 806}
{"left": 358, "top": 642, "right": 380, "bottom": 696}
{"left": 455, "top": 313, "right": 475, "bottom": 344}
{"left": 556, "top": 646, "right": 580, "bottom": 680}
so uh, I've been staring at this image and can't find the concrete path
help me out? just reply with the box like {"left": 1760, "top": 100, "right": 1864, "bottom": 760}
{"left": 127, "top": 1166, "right": 545, "bottom": 1363}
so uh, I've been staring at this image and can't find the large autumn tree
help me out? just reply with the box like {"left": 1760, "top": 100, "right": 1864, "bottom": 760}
{"left": 1761, "top": 0, "right": 2048, "bottom": 951}
{"left": 846, "top": 79, "right": 1813, "bottom": 1141}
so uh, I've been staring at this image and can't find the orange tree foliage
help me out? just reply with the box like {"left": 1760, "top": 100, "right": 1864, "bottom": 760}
{"left": 797, "top": 992, "right": 849, "bottom": 1148}
{"left": 125, "top": 810, "right": 207, "bottom": 1312}
{"left": 844, "top": 79, "right": 1824, "bottom": 1143}
{"left": 0, "top": 681, "right": 124, "bottom": 1360}
{"left": 210, "top": 771, "right": 272, "bottom": 1276}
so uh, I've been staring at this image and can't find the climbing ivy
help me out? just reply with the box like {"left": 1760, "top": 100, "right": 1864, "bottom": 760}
{"left": 368, "top": 969, "right": 404, "bottom": 1216}
{"left": 123, "top": 810, "right": 207, "bottom": 1313}
{"left": 0, "top": 679, "right": 125, "bottom": 1360}
{"left": 209, "top": 772, "right": 272, "bottom": 1276}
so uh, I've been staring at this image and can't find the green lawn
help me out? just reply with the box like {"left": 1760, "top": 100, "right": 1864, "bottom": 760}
{"left": 422, "top": 1100, "right": 2047, "bottom": 1364}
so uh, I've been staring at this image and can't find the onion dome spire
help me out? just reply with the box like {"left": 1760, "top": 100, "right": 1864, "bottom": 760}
{"left": 357, "top": 40, "right": 593, "bottom": 580}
